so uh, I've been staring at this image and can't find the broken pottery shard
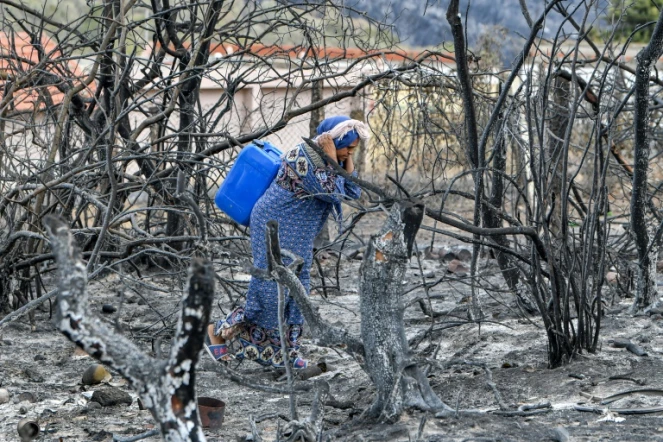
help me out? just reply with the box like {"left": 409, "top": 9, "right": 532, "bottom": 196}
{"left": 72, "top": 346, "right": 90, "bottom": 359}
{"left": 423, "top": 246, "right": 440, "bottom": 260}
{"left": 447, "top": 259, "right": 468, "bottom": 276}
{"left": 456, "top": 248, "right": 472, "bottom": 261}
{"left": 441, "top": 250, "right": 458, "bottom": 262}
{"left": 625, "top": 343, "right": 648, "bottom": 357}
{"left": 610, "top": 338, "right": 631, "bottom": 348}
{"left": 90, "top": 387, "right": 132, "bottom": 407}
{"left": 17, "top": 418, "right": 39, "bottom": 441}
{"left": 82, "top": 364, "right": 110, "bottom": 385}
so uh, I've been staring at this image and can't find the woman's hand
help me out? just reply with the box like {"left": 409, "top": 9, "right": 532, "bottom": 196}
{"left": 344, "top": 152, "right": 355, "bottom": 174}
{"left": 317, "top": 134, "right": 337, "bottom": 163}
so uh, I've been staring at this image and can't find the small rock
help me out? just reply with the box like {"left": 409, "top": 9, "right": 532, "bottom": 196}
{"left": 90, "top": 387, "right": 132, "bottom": 407}
{"left": 441, "top": 251, "right": 458, "bottom": 262}
{"left": 23, "top": 368, "right": 44, "bottom": 383}
{"left": 86, "top": 401, "right": 102, "bottom": 411}
{"left": 657, "top": 261, "right": 663, "bottom": 272}
{"left": 82, "top": 364, "right": 110, "bottom": 386}
{"left": 447, "top": 259, "right": 469, "bottom": 276}
{"left": 0, "top": 388, "right": 9, "bottom": 404}
{"left": 17, "top": 392, "right": 37, "bottom": 403}
{"left": 649, "top": 307, "right": 663, "bottom": 316}
{"left": 606, "top": 272, "right": 619, "bottom": 284}
{"left": 550, "top": 426, "right": 570, "bottom": 442}
{"left": 423, "top": 246, "right": 440, "bottom": 260}
{"left": 33, "top": 355, "right": 46, "bottom": 362}
{"left": 424, "top": 271, "right": 435, "bottom": 279}
{"left": 101, "top": 304, "right": 117, "bottom": 314}
{"left": 457, "top": 248, "right": 472, "bottom": 261}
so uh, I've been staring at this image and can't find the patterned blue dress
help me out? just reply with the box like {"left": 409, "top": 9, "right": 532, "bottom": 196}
{"left": 213, "top": 142, "right": 361, "bottom": 368}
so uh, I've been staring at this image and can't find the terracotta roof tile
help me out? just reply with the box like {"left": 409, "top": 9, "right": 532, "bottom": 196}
{"left": 0, "top": 32, "right": 92, "bottom": 112}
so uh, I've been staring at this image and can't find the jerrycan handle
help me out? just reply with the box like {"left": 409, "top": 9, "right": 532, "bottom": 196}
{"left": 253, "top": 140, "right": 281, "bottom": 158}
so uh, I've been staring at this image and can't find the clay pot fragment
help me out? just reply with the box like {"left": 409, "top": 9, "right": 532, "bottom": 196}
{"left": 423, "top": 246, "right": 440, "bottom": 260}
{"left": 198, "top": 397, "right": 225, "bottom": 429}
{"left": 447, "top": 259, "right": 469, "bottom": 277}
{"left": 17, "top": 418, "right": 39, "bottom": 441}
{"left": 456, "top": 248, "right": 472, "bottom": 262}
{"left": 440, "top": 250, "right": 458, "bottom": 262}
{"left": 82, "top": 364, "right": 110, "bottom": 385}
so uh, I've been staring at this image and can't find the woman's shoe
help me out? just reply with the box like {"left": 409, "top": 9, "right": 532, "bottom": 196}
{"left": 204, "top": 329, "right": 232, "bottom": 362}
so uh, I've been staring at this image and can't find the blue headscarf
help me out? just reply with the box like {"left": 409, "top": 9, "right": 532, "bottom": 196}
{"left": 316, "top": 116, "right": 359, "bottom": 150}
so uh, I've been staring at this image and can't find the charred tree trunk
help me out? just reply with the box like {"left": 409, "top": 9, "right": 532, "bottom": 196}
{"left": 164, "top": 0, "right": 224, "bottom": 248}
{"left": 547, "top": 75, "right": 570, "bottom": 239}
{"left": 630, "top": 8, "right": 663, "bottom": 313}
{"left": 446, "top": 0, "right": 485, "bottom": 320}
{"left": 447, "top": 0, "right": 552, "bottom": 315}
{"left": 359, "top": 203, "right": 450, "bottom": 421}
{"left": 260, "top": 205, "right": 449, "bottom": 423}
{"left": 309, "top": 80, "right": 324, "bottom": 138}
{"left": 44, "top": 216, "right": 214, "bottom": 442}
{"left": 484, "top": 92, "right": 537, "bottom": 313}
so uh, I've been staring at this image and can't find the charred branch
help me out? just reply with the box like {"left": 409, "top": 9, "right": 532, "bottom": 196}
{"left": 43, "top": 215, "right": 214, "bottom": 442}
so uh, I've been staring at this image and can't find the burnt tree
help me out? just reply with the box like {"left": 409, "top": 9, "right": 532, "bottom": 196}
{"left": 264, "top": 203, "right": 451, "bottom": 423}
{"left": 359, "top": 202, "right": 450, "bottom": 421}
{"left": 630, "top": 6, "right": 663, "bottom": 313}
{"left": 44, "top": 215, "right": 214, "bottom": 442}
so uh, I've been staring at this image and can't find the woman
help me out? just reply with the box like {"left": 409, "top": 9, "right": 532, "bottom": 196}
{"left": 206, "top": 116, "right": 370, "bottom": 369}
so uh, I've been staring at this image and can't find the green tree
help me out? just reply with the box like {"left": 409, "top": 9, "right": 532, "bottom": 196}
{"left": 610, "top": 0, "right": 661, "bottom": 42}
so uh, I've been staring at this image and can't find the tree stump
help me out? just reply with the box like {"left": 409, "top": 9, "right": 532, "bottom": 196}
{"left": 359, "top": 203, "right": 450, "bottom": 421}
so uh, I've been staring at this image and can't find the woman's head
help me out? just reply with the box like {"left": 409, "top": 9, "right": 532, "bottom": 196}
{"left": 316, "top": 116, "right": 369, "bottom": 150}
{"left": 335, "top": 139, "right": 359, "bottom": 163}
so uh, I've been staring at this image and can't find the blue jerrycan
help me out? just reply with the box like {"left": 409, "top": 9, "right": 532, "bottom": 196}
{"left": 215, "top": 140, "right": 282, "bottom": 226}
